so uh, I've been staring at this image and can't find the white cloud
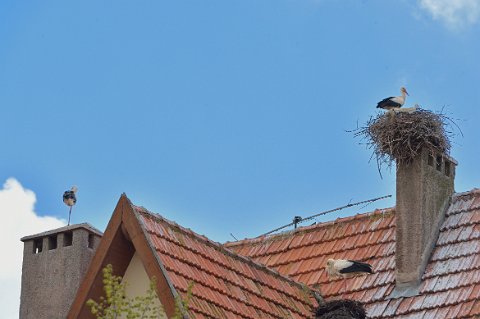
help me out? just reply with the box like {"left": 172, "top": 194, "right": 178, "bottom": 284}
{"left": 0, "top": 178, "right": 65, "bottom": 319}
{"left": 419, "top": 0, "right": 480, "bottom": 28}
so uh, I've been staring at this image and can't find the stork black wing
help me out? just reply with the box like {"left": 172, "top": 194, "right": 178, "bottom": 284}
{"left": 63, "top": 191, "right": 77, "bottom": 203}
{"left": 376, "top": 97, "right": 401, "bottom": 109}
{"left": 339, "top": 260, "right": 373, "bottom": 274}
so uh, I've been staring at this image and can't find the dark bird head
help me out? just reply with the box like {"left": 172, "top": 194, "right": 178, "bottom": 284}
{"left": 63, "top": 186, "right": 78, "bottom": 207}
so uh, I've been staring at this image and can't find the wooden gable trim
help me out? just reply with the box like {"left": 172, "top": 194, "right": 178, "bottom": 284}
{"left": 122, "top": 197, "right": 183, "bottom": 318}
{"left": 67, "top": 194, "right": 179, "bottom": 319}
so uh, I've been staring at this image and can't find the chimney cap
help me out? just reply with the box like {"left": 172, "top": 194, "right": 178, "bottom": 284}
{"left": 20, "top": 223, "right": 103, "bottom": 242}
{"left": 441, "top": 153, "right": 458, "bottom": 165}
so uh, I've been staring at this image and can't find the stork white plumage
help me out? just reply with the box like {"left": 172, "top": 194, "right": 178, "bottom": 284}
{"left": 326, "top": 259, "right": 373, "bottom": 296}
{"left": 376, "top": 87, "right": 409, "bottom": 110}
{"left": 63, "top": 186, "right": 78, "bottom": 226}
{"left": 326, "top": 259, "right": 373, "bottom": 278}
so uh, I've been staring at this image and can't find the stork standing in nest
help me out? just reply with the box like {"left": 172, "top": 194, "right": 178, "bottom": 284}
{"left": 376, "top": 87, "right": 409, "bottom": 110}
{"left": 326, "top": 259, "right": 373, "bottom": 297}
{"left": 63, "top": 186, "right": 78, "bottom": 226}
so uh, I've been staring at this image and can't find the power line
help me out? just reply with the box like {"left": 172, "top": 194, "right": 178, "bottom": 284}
{"left": 260, "top": 194, "right": 392, "bottom": 237}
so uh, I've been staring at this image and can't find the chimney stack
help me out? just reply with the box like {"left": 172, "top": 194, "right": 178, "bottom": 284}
{"left": 393, "top": 149, "right": 456, "bottom": 296}
{"left": 20, "top": 224, "right": 102, "bottom": 319}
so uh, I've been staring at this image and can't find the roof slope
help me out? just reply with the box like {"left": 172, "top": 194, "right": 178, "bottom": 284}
{"left": 68, "top": 194, "right": 318, "bottom": 319}
{"left": 135, "top": 205, "right": 318, "bottom": 319}
{"left": 226, "top": 190, "right": 480, "bottom": 318}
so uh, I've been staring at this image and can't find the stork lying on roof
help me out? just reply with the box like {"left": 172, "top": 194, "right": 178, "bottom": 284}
{"left": 326, "top": 259, "right": 373, "bottom": 279}
{"left": 326, "top": 259, "right": 373, "bottom": 297}
{"left": 376, "top": 87, "right": 409, "bottom": 110}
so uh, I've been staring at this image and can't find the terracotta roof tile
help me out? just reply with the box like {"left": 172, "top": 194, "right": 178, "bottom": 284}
{"left": 422, "top": 308, "right": 439, "bottom": 319}
{"left": 226, "top": 190, "right": 480, "bottom": 318}
{"left": 395, "top": 297, "right": 414, "bottom": 315}
{"left": 469, "top": 299, "right": 480, "bottom": 317}
{"left": 135, "top": 207, "right": 317, "bottom": 319}
{"left": 469, "top": 283, "right": 480, "bottom": 300}
{"left": 433, "top": 307, "right": 451, "bottom": 319}
{"left": 420, "top": 276, "right": 438, "bottom": 294}
{"left": 367, "top": 299, "right": 391, "bottom": 318}
{"left": 379, "top": 298, "right": 402, "bottom": 317}
{"left": 446, "top": 303, "right": 463, "bottom": 318}
{"left": 458, "top": 300, "right": 475, "bottom": 318}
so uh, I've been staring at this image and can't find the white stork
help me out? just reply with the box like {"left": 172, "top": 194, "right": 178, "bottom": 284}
{"left": 376, "top": 87, "right": 409, "bottom": 110}
{"left": 326, "top": 259, "right": 373, "bottom": 278}
{"left": 63, "top": 186, "right": 78, "bottom": 225}
{"left": 326, "top": 259, "right": 373, "bottom": 296}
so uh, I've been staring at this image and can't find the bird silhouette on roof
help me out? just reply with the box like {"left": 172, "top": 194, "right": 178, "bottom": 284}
{"left": 376, "top": 87, "right": 409, "bottom": 110}
{"left": 63, "top": 186, "right": 78, "bottom": 226}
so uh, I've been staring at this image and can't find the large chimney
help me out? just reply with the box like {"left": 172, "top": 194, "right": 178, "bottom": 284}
{"left": 20, "top": 224, "right": 102, "bottom": 319}
{"left": 393, "top": 149, "right": 456, "bottom": 296}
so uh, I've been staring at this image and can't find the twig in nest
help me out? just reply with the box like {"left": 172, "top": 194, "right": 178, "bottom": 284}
{"left": 352, "top": 108, "right": 458, "bottom": 174}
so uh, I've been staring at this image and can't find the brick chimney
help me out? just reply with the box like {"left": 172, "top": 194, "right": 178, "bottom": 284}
{"left": 20, "top": 224, "right": 102, "bottom": 319}
{"left": 392, "top": 149, "right": 456, "bottom": 296}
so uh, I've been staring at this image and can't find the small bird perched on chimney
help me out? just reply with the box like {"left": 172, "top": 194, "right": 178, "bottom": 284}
{"left": 376, "top": 87, "right": 409, "bottom": 110}
{"left": 63, "top": 186, "right": 78, "bottom": 226}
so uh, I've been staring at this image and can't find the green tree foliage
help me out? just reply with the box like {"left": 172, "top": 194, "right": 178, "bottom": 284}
{"left": 86, "top": 264, "right": 192, "bottom": 319}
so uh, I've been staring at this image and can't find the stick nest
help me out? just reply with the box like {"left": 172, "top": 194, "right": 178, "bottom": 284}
{"left": 354, "top": 108, "right": 456, "bottom": 169}
{"left": 314, "top": 300, "right": 366, "bottom": 319}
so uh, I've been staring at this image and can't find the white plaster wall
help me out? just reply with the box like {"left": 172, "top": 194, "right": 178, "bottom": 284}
{"left": 121, "top": 252, "right": 166, "bottom": 318}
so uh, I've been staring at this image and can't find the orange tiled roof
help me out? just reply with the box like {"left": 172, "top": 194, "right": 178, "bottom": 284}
{"left": 134, "top": 205, "right": 318, "bottom": 319}
{"left": 226, "top": 189, "right": 480, "bottom": 318}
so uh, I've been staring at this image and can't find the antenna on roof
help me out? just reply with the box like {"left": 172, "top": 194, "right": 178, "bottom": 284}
{"left": 293, "top": 216, "right": 302, "bottom": 229}
{"left": 260, "top": 194, "right": 392, "bottom": 237}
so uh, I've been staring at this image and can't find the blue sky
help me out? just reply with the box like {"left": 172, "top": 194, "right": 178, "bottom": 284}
{"left": 1, "top": 0, "right": 480, "bottom": 244}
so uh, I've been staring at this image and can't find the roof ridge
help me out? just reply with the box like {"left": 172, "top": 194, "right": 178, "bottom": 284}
{"left": 452, "top": 188, "right": 480, "bottom": 198}
{"left": 132, "top": 204, "right": 319, "bottom": 296}
{"left": 226, "top": 189, "right": 478, "bottom": 248}
{"left": 226, "top": 208, "right": 395, "bottom": 247}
